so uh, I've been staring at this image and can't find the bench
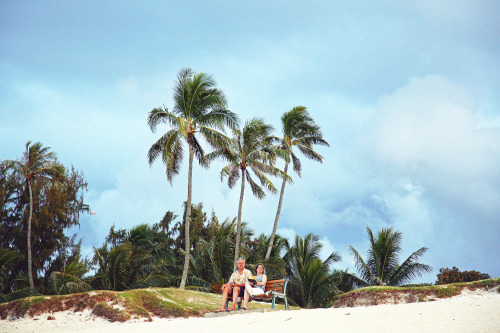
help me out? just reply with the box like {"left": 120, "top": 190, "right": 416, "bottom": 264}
{"left": 225, "top": 278, "right": 289, "bottom": 310}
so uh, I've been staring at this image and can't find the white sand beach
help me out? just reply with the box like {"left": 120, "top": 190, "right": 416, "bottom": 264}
{"left": 2, "top": 290, "right": 499, "bottom": 333}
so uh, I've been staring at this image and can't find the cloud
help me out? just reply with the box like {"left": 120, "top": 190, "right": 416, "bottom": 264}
{"left": 361, "top": 74, "right": 500, "bottom": 277}
{"left": 370, "top": 75, "right": 500, "bottom": 216}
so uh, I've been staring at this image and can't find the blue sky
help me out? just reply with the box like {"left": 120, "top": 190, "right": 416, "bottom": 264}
{"left": 1, "top": 1, "right": 499, "bottom": 283}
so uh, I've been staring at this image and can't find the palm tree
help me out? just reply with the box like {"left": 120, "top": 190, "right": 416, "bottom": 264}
{"left": 284, "top": 233, "right": 341, "bottom": 308}
{"left": 7, "top": 141, "right": 65, "bottom": 295}
{"left": 147, "top": 68, "right": 238, "bottom": 289}
{"left": 205, "top": 118, "right": 289, "bottom": 269}
{"left": 50, "top": 260, "right": 93, "bottom": 295}
{"left": 348, "top": 226, "right": 432, "bottom": 286}
{"left": 266, "top": 107, "right": 329, "bottom": 259}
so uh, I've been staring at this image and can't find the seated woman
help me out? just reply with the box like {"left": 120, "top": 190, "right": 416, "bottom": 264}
{"left": 241, "top": 263, "right": 267, "bottom": 310}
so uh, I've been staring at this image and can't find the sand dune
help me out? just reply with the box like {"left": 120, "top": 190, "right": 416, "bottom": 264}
{"left": 2, "top": 289, "right": 499, "bottom": 333}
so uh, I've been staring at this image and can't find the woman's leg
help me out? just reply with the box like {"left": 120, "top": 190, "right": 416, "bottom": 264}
{"left": 244, "top": 282, "right": 253, "bottom": 296}
{"left": 243, "top": 282, "right": 252, "bottom": 309}
{"left": 243, "top": 289, "right": 250, "bottom": 309}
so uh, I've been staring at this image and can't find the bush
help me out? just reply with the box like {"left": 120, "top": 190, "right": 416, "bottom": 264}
{"left": 436, "top": 267, "right": 490, "bottom": 285}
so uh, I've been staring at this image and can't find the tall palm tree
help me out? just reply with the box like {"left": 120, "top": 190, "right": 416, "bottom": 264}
{"left": 266, "top": 107, "right": 329, "bottom": 259}
{"left": 205, "top": 118, "right": 290, "bottom": 269}
{"left": 147, "top": 68, "right": 238, "bottom": 289}
{"left": 284, "top": 233, "right": 341, "bottom": 308}
{"left": 348, "top": 226, "right": 432, "bottom": 286}
{"left": 7, "top": 141, "right": 65, "bottom": 295}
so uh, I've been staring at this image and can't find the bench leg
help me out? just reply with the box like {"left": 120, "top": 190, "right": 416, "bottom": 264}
{"left": 271, "top": 295, "right": 275, "bottom": 309}
{"left": 285, "top": 297, "right": 289, "bottom": 310}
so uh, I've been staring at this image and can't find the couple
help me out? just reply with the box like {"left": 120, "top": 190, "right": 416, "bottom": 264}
{"left": 216, "top": 257, "right": 267, "bottom": 312}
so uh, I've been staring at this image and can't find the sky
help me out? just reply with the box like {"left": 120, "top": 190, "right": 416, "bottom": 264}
{"left": 1, "top": 1, "right": 499, "bottom": 284}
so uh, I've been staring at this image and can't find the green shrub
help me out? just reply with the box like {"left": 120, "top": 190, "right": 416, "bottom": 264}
{"left": 436, "top": 267, "right": 490, "bottom": 285}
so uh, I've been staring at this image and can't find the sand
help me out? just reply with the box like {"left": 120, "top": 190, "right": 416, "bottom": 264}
{"left": 2, "top": 290, "right": 499, "bottom": 333}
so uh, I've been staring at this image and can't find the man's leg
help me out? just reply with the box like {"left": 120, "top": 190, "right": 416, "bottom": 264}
{"left": 218, "top": 286, "right": 232, "bottom": 311}
{"left": 229, "top": 286, "right": 240, "bottom": 310}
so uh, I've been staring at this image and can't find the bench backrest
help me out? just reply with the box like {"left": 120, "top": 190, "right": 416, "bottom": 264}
{"left": 264, "top": 279, "right": 286, "bottom": 293}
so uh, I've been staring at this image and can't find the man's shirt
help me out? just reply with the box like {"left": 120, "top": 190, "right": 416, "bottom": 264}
{"left": 228, "top": 268, "right": 253, "bottom": 284}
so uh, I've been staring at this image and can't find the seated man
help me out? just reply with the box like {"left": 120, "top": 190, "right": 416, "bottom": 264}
{"left": 216, "top": 257, "right": 253, "bottom": 312}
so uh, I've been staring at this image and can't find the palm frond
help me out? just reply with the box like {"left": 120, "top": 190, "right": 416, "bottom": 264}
{"left": 147, "top": 106, "right": 177, "bottom": 132}
{"left": 221, "top": 164, "right": 240, "bottom": 188}
{"left": 249, "top": 165, "right": 278, "bottom": 195}
{"left": 199, "top": 126, "right": 233, "bottom": 150}
{"left": 290, "top": 152, "right": 302, "bottom": 176}
{"left": 245, "top": 170, "right": 266, "bottom": 199}
{"left": 190, "top": 135, "right": 206, "bottom": 166}
{"left": 195, "top": 108, "right": 239, "bottom": 132}
{"left": 349, "top": 245, "right": 376, "bottom": 285}
{"left": 147, "top": 129, "right": 180, "bottom": 166}
{"left": 297, "top": 144, "right": 324, "bottom": 163}
{"left": 389, "top": 247, "right": 433, "bottom": 286}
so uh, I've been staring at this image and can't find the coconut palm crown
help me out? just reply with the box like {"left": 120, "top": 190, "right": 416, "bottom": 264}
{"left": 266, "top": 106, "right": 329, "bottom": 259}
{"left": 349, "top": 226, "right": 433, "bottom": 286}
{"left": 7, "top": 141, "right": 65, "bottom": 295}
{"left": 204, "top": 118, "right": 291, "bottom": 269}
{"left": 147, "top": 68, "right": 239, "bottom": 289}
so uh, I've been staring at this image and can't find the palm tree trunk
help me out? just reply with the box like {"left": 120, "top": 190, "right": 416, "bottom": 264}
{"left": 179, "top": 144, "right": 194, "bottom": 289}
{"left": 265, "top": 162, "right": 289, "bottom": 259}
{"left": 27, "top": 179, "right": 35, "bottom": 295}
{"left": 234, "top": 168, "right": 245, "bottom": 271}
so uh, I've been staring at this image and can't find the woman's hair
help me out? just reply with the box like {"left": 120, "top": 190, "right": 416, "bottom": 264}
{"left": 255, "top": 263, "right": 265, "bottom": 274}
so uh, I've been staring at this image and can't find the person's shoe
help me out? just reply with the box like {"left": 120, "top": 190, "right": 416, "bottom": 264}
{"left": 240, "top": 307, "right": 247, "bottom": 310}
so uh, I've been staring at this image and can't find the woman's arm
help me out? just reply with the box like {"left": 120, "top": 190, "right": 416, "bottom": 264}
{"left": 258, "top": 274, "right": 267, "bottom": 286}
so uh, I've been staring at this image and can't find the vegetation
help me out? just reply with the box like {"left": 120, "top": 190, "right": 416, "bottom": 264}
{"left": 147, "top": 68, "right": 238, "bottom": 289}
{"left": 4, "top": 142, "right": 66, "bottom": 295}
{"left": 347, "top": 226, "right": 432, "bottom": 287}
{"left": 205, "top": 118, "right": 289, "bottom": 268}
{"left": 0, "top": 287, "right": 293, "bottom": 321}
{"left": 1, "top": 146, "right": 88, "bottom": 298}
{"left": 436, "top": 267, "right": 491, "bottom": 285}
{"left": 333, "top": 278, "right": 500, "bottom": 308}
{"left": 284, "top": 234, "right": 341, "bottom": 308}
{"left": 266, "top": 107, "right": 329, "bottom": 259}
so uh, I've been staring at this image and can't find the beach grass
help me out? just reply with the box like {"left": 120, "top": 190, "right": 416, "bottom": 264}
{"left": 0, "top": 287, "right": 293, "bottom": 322}
{"left": 333, "top": 278, "right": 500, "bottom": 308}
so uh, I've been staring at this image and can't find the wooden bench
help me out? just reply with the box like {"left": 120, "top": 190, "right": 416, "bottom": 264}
{"left": 225, "top": 278, "right": 289, "bottom": 310}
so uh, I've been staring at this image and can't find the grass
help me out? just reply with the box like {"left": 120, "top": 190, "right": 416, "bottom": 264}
{"left": 0, "top": 287, "right": 292, "bottom": 322}
{"left": 332, "top": 278, "right": 500, "bottom": 308}
{"left": 2, "top": 278, "right": 496, "bottom": 321}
